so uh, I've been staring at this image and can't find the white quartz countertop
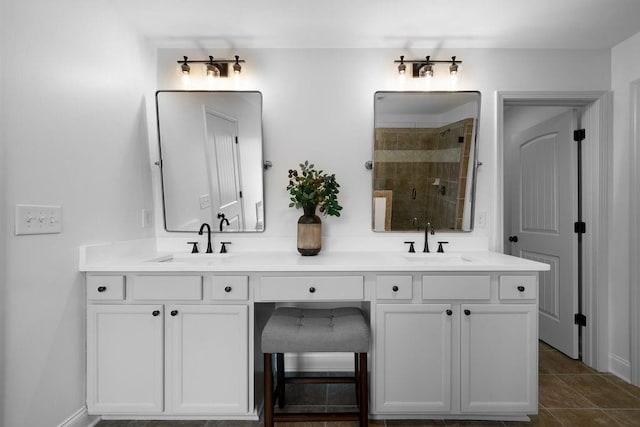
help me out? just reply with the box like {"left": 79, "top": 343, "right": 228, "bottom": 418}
{"left": 79, "top": 241, "right": 550, "bottom": 273}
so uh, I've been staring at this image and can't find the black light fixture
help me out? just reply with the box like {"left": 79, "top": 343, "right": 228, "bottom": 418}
{"left": 177, "top": 55, "right": 246, "bottom": 78}
{"left": 394, "top": 55, "right": 462, "bottom": 78}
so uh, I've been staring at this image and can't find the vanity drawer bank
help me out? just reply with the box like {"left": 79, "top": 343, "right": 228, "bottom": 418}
{"left": 80, "top": 246, "right": 549, "bottom": 422}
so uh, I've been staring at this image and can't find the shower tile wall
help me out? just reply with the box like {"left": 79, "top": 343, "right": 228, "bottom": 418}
{"left": 374, "top": 118, "right": 473, "bottom": 231}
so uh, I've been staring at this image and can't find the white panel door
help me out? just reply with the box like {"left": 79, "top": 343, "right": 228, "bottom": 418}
{"left": 508, "top": 110, "right": 579, "bottom": 358}
{"left": 375, "top": 304, "right": 453, "bottom": 413}
{"left": 203, "top": 108, "right": 244, "bottom": 231}
{"left": 461, "top": 304, "right": 537, "bottom": 414}
{"left": 167, "top": 304, "right": 249, "bottom": 414}
{"left": 87, "top": 305, "right": 164, "bottom": 414}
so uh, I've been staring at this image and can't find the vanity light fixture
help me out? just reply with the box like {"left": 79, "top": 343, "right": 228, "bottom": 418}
{"left": 397, "top": 55, "right": 407, "bottom": 75}
{"left": 177, "top": 55, "right": 246, "bottom": 78}
{"left": 394, "top": 55, "right": 462, "bottom": 79}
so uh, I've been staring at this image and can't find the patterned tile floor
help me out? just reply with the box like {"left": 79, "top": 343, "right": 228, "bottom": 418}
{"left": 97, "top": 341, "right": 640, "bottom": 427}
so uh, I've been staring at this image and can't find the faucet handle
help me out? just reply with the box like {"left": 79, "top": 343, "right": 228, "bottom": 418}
{"left": 437, "top": 241, "right": 449, "bottom": 253}
{"left": 187, "top": 241, "right": 199, "bottom": 253}
{"left": 404, "top": 241, "right": 416, "bottom": 253}
{"left": 219, "top": 241, "right": 232, "bottom": 254}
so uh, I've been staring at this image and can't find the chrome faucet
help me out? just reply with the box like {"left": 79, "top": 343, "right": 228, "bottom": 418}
{"left": 198, "top": 223, "right": 213, "bottom": 253}
{"left": 423, "top": 222, "right": 435, "bottom": 253}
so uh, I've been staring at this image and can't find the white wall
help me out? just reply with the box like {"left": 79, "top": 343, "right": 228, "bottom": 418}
{"left": 610, "top": 31, "right": 640, "bottom": 380}
{"left": 0, "top": 1, "right": 155, "bottom": 426}
{"left": 154, "top": 48, "right": 610, "bottom": 252}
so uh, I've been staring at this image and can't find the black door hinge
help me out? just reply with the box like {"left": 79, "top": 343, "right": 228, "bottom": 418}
{"left": 574, "top": 129, "right": 586, "bottom": 142}
{"left": 239, "top": 191, "right": 243, "bottom": 198}
{"left": 574, "top": 221, "right": 586, "bottom": 234}
{"left": 574, "top": 313, "right": 587, "bottom": 327}
{"left": 235, "top": 136, "right": 239, "bottom": 144}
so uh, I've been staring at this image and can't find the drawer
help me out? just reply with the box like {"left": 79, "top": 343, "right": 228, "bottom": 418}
{"left": 260, "top": 276, "right": 363, "bottom": 301}
{"left": 209, "top": 276, "right": 249, "bottom": 300}
{"left": 499, "top": 275, "right": 537, "bottom": 300}
{"left": 132, "top": 275, "right": 202, "bottom": 300}
{"left": 422, "top": 275, "right": 490, "bottom": 300}
{"left": 87, "top": 275, "right": 124, "bottom": 301}
{"left": 376, "top": 275, "right": 412, "bottom": 300}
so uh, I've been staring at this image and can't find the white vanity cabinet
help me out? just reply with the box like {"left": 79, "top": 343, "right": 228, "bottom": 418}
{"left": 460, "top": 303, "right": 536, "bottom": 413}
{"left": 86, "top": 274, "right": 251, "bottom": 417}
{"left": 375, "top": 303, "right": 454, "bottom": 413}
{"left": 80, "top": 246, "right": 547, "bottom": 422}
{"left": 374, "top": 274, "right": 538, "bottom": 417}
{"left": 167, "top": 304, "right": 248, "bottom": 414}
{"left": 87, "top": 304, "right": 165, "bottom": 414}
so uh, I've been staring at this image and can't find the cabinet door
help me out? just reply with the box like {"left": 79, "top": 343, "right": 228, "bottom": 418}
{"left": 167, "top": 304, "right": 249, "bottom": 414}
{"left": 87, "top": 304, "right": 164, "bottom": 414}
{"left": 375, "top": 304, "right": 453, "bottom": 413}
{"left": 460, "top": 304, "right": 537, "bottom": 413}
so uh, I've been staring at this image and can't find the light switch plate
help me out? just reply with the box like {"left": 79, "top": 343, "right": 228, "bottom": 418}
{"left": 199, "top": 194, "right": 211, "bottom": 209}
{"left": 15, "top": 204, "right": 63, "bottom": 235}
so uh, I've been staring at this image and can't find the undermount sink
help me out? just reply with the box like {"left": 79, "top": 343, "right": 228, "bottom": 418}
{"left": 146, "top": 253, "right": 234, "bottom": 264}
{"left": 402, "top": 253, "right": 475, "bottom": 264}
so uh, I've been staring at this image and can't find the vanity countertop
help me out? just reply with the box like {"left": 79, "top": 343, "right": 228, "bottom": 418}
{"left": 79, "top": 241, "right": 550, "bottom": 273}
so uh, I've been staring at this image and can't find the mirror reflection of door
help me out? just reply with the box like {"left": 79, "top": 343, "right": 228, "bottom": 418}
{"left": 505, "top": 107, "right": 579, "bottom": 359}
{"left": 203, "top": 108, "right": 244, "bottom": 231}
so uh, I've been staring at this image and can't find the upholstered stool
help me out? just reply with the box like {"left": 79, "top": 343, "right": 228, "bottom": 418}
{"left": 262, "top": 307, "right": 370, "bottom": 427}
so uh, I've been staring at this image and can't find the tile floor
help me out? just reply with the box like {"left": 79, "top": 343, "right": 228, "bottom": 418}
{"left": 96, "top": 341, "right": 640, "bottom": 427}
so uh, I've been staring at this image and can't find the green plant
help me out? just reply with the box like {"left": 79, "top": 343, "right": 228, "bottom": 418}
{"left": 287, "top": 161, "right": 343, "bottom": 217}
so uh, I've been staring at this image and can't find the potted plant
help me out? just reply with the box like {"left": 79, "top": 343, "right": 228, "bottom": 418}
{"left": 287, "top": 161, "right": 342, "bottom": 255}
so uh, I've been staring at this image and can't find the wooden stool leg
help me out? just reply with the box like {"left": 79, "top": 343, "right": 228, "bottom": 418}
{"left": 277, "top": 352, "right": 285, "bottom": 408}
{"left": 354, "top": 352, "right": 360, "bottom": 402}
{"left": 264, "top": 353, "right": 274, "bottom": 427}
{"left": 358, "top": 353, "right": 368, "bottom": 427}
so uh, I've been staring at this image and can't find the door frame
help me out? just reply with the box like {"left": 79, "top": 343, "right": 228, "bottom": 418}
{"left": 496, "top": 91, "right": 613, "bottom": 371}
{"left": 631, "top": 79, "right": 640, "bottom": 386}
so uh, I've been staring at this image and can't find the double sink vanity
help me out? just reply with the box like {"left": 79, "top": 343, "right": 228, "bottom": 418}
{"left": 80, "top": 240, "right": 548, "bottom": 422}
{"left": 82, "top": 89, "right": 549, "bottom": 421}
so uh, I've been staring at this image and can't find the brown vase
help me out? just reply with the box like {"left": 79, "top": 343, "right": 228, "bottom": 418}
{"left": 297, "top": 204, "right": 322, "bottom": 256}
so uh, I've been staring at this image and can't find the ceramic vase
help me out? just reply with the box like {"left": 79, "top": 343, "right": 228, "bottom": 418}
{"left": 297, "top": 204, "right": 321, "bottom": 256}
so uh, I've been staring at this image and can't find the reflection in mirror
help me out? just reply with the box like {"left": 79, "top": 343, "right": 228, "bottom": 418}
{"left": 156, "top": 91, "right": 264, "bottom": 232}
{"left": 373, "top": 91, "right": 480, "bottom": 232}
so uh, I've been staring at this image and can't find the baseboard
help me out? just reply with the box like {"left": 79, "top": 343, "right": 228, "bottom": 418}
{"left": 284, "top": 352, "right": 354, "bottom": 372}
{"left": 58, "top": 407, "right": 100, "bottom": 427}
{"left": 609, "top": 353, "right": 631, "bottom": 382}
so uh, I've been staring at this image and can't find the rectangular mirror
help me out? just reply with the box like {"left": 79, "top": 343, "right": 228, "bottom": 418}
{"left": 156, "top": 90, "right": 264, "bottom": 232}
{"left": 373, "top": 91, "right": 480, "bottom": 232}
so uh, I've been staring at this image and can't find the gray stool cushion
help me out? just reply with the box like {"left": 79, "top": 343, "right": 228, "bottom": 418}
{"left": 262, "top": 307, "right": 370, "bottom": 353}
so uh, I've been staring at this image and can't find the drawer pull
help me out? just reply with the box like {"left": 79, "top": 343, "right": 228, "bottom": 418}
{"left": 446, "top": 309, "right": 453, "bottom": 316}
{"left": 392, "top": 285, "right": 399, "bottom": 292}
{"left": 224, "top": 286, "right": 232, "bottom": 293}
{"left": 309, "top": 287, "right": 316, "bottom": 293}
{"left": 97, "top": 286, "right": 107, "bottom": 292}
{"left": 517, "top": 285, "right": 526, "bottom": 292}
{"left": 152, "top": 310, "right": 160, "bottom": 317}
{"left": 464, "top": 309, "right": 471, "bottom": 316}
{"left": 171, "top": 310, "right": 178, "bottom": 316}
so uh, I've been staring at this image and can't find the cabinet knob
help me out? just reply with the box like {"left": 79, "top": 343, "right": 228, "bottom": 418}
{"left": 517, "top": 285, "right": 526, "bottom": 292}
{"left": 224, "top": 286, "right": 232, "bottom": 293}
{"left": 464, "top": 309, "right": 471, "bottom": 316}
{"left": 446, "top": 309, "right": 453, "bottom": 316}
{"left": 97, "top": 286, "right": 107, "bottom": 292}
{"left": 171, "top": 310, "right": 178, "bottom": 316}
{"left": 392, "top": 285, "right": 399, "bottom": 292}
{"left": 309, "top": 287, "right": 316, "bottom": 293}
{"left": 508, "top": 235, "right": 519, "bottom": 243}
{"left": 152, "top": 310, "right": 160, "bottom": 317}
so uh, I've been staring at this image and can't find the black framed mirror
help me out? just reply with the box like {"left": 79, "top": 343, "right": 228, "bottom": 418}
{"left": 156, "top": 90, "right": 264, "bottom": 232}
{"left": 373, "top": 91, "right": 480, "bottom": 232}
